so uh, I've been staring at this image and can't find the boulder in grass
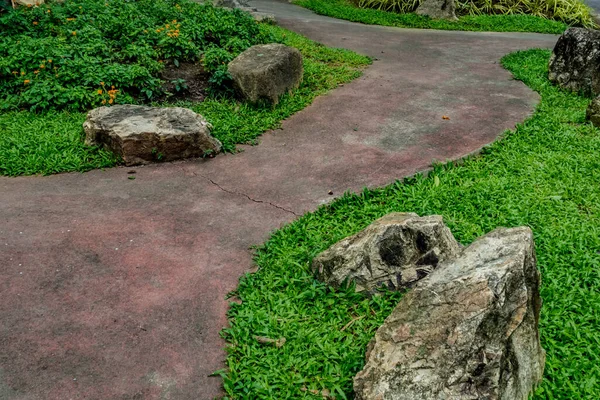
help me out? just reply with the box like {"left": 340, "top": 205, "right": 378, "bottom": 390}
{"left": 354, "top": 227, "right": 545, "bottom": 400}
{"left": 84, "top": 105, "right": 222, "bottom": 166}
{"left": 416, "top": 0, "right": 457, "bottom": 21}
{"left": 549, "top": 28, "right": 600, "bottom": 96}
{"left": 312, "top": 213, "right": 462, "bottom": 294}
{"left": 228, "top": 44, "right": 303, "bottom": 104}
{"left": 586, "top": 96, "right": 600, "bottom": 127}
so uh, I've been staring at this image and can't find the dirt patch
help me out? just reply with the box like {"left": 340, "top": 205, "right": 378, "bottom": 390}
{"left": 160, "top": 62, "right": 209, "bottom": 102}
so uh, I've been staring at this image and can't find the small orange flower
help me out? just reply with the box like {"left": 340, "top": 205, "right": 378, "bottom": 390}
{"left": 20, "top": 71, "right": 25, "bottom": 76}
{"left": 34, "top": 70, "right": 39, "bottom": 74}
{"left": 111, "top": 85, "right": 115, "bottom": 89}
{"left": 102, "top": 100, "right": 106, "bottom": 104}
{"left": 100, "top": 81, "right": 105, "bottom": 86}
{"left": 33, "top": 21, "right": 38, "bottom": 25}
{"left": 24, "top": 79, "right": 30, "bottom": 84}
{"left": 108, "top": 99, "right": 113, "bottom": 104}
{"left": 40, "top": 64, "right": 45, "bottom": 69}
{"left": 67, "top": 18, "right": 75, "bottom": 21}
{"left": 97, "top": 89, "right": 103, "bottom": 95}
{"left": 72, "top": 31, "right": 77, "bottom": 36}
{"left": 47, "top": 59, "right": 52, "bottom": 63}
{"left": 47, "top": 9, "right": 51, "bottom": 13}
{"left": 12, "top": 71, "right": 17, "bottom": 75}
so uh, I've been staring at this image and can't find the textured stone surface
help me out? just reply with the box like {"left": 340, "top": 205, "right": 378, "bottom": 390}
{"left": 416, "top": 0, "right": 457, "bottom": 20}
{"left": 228, "top": 44, "right": 303, "bottom": 104}
{"left": 549, "top": 27, "right": 600, "bottom": 96}
{"left": 586, "top": 96, "right": 600, "bottom": 126}
{"left": 84, "top": 105, "right": 222, "bottom": 166}
{"left": 312, "top": 213, "right": 461, "bottom": 294}
{"left": 13, "top": 0, "right": 44, "bottom": 6}
{"left": 354, "top": 227, "right": 545, "bottom": 400}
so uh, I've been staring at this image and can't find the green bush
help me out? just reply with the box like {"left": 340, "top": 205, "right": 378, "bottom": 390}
{"left": 355, "top": 0, "right": 595, "bottom": 27}
{"left": 0, "top": 0, "right": 272, "bottom": 111}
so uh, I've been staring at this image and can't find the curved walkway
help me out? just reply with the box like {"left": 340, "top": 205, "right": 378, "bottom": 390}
{"left": 0, "top": 2, "right": 557, "bottom": 399}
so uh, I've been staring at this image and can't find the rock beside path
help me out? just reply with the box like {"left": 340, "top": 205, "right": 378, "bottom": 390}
{"left": 84, "top": 105, "right": 222, "bottom": 166}
{"left": 228, "top": 44, "right": 303, "bottom": 104}
{"left": 416, "top": 0, "right": 457, "bottom": 20}
{"left": 354, "top": 226, "right": 545, "bottom": 400}
{"left": 312, "top": 213, "right": 461, "bottom": 294}
{"left": 549, "top": 27, "right": 600, "bottom": 96}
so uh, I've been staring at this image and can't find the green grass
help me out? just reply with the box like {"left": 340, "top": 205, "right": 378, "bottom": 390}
{"left": 0, "top": 24, "right": 370, "bottom": 176}
{"left": 223, "top": 49, "right": 600, "bottom": 399}
{"left": 295, "top": 0, "right": 570, "bottom": 33}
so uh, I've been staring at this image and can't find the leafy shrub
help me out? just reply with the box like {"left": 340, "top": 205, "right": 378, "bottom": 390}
{"left": 0, "top": 0, "right": 273, "bottom": 111}
{"left": 355, "top": 0, "right": 595, "bottom": 27}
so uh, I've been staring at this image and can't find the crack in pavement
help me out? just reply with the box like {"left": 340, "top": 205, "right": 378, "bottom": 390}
{"left": 177, "top": 164, "right": 300, "bottom": 217}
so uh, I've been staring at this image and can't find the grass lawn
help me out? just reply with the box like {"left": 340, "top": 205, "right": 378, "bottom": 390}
{"left": 294, "top": 0, "right": 572, "bottom": 34}
{"left": 223, "top": 49, "right": 600, "bottom": 399}
{"left": 0, "top": 1, "right": 369, "bottom": 176}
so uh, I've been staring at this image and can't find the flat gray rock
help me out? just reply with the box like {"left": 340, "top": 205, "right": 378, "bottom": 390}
{"left": 84, "top": 105, "right": 222, "bottom": 166}
{"left": 354, "top": 226, "right": 545, "bottom": 400}
{"left": 228, "top": 44, "right": 303, "bottom": 104}
{"left": 312, "top": 213, "right": 461, "bottom": 294}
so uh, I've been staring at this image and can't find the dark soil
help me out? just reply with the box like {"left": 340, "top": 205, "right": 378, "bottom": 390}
{"left": 160, "top": 62, "right": 209, "bottom": 102}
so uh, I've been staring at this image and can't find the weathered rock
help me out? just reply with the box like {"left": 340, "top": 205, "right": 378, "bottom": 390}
{"left": 416, "top": 0, "right": 457, "bottom": 21}
{"left": 84, "top": 105, "right": 221, "bottom": 166}
{"left": 549, "top": 28, "right": 600, "bottom": 96}
{"left": 13, "top": 0, "right": 44, "bottom": 6}
{"left": 354, "top": 226, "right": 545, "bottom": 400}
{"left": 312, "top": 213, "right": 461, "bottom": 294}
{"left": 228, "top": 44, "right": 303, "bottom": 104}
{"left": 586, "top": 96, "right": 600, "bottom": 127}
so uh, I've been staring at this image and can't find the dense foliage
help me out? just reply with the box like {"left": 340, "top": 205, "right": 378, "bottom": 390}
{"left": 0, "top": 0, "right": 271, "bottom": 111}
{"left": 355, "top": 0, "right": 595, "bottom": 27}
{"left": 295, "top": 0, "right": 570, "bottom": 33}
{"left": 224, "top": 50, "right": 600, "bottom": 399}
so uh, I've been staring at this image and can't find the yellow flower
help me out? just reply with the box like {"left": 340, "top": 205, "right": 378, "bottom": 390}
{"left": 24, "top": 80, "right": 30, "bottom": 84}
{"left": 72, "top": 31, "right": 77, "bottom": 35}
{"left": 97, "top": 90, "right": 103, "bottom": 95}
{"left": 47, "top": 9, "right": 51, "bottom": 13}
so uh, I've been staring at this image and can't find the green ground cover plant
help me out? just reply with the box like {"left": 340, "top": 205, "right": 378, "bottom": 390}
{"left": 295, "top": 0, "right": 579, "bottom": 33}
{"left": 223, "top": 49, "right": 600, "bottom": 398}
{"left": 0, "top": 0, "right": 369, "bottom": 176}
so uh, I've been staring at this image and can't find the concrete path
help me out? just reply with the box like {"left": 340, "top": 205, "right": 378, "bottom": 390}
{"left": 0, "top": 2, "right": 557, "bottom": 399}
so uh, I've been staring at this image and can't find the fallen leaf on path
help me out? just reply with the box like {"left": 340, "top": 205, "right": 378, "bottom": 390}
{"left": 442, "top": 115, "right": 450, "bottom": 120}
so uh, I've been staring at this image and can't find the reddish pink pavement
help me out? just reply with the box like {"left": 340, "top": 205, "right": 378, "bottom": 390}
{"left": 0, "top": 2, "right": 558, "bottom": 399}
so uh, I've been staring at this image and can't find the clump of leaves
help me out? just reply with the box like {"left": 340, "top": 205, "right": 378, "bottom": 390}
{"left": 0, "top": 0, "right": 273, "bottom": 111}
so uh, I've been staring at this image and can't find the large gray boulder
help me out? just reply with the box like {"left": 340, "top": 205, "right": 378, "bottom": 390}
{"left": 354, "top": 226, "right": 545, "bottom": 400}
{"left": 312, "top": 213, "right": 461, "bottom": 294}
{"left": 416, "top": 0, "right": 457, "bottom": 21}
{"left": 84, "top": 105, "right": 221, "bottom": 166}
{"left": 228, "top": 44, "right": 303, "bottom": 104}
{"left": 549, "top": 28, "right": 600, "bottom": 96}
